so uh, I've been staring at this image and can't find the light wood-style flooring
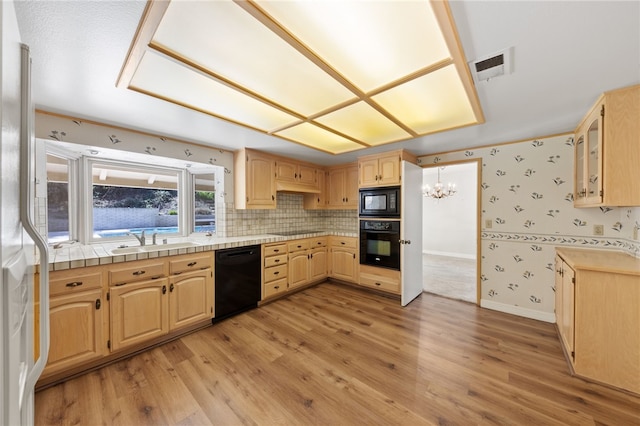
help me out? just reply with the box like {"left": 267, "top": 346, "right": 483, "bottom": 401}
{"left": 423, "top": 254, "right": 476, "bottom": 303}
{"left": 35, "top": 282, "right": 639, "bottom": 425}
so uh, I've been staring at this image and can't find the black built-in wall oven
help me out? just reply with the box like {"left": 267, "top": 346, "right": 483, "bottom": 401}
{"left": 359, "top": 220, "right": 401, "bottom": 270}
{"left": 358, "top": 186, "right": 401, "bottom": 270}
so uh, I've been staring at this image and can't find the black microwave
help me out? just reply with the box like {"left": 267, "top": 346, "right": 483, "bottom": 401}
{"left": 359, "top": 186, "right": 400, "bottom": 217}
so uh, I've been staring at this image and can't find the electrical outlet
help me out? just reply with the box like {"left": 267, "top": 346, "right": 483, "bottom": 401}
{"left": 593, "top": 224, "right": 604, "bottom": 236}
{"left": 485, "top": 219, "right": 492, "bottom": 229}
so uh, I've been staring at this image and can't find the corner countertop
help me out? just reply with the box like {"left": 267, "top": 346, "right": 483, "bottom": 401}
{"left": 556, "top": 247, "right": 640, "bottom": 276}
{"left": 44, "top": 230, "right": 358, "bottom": 272}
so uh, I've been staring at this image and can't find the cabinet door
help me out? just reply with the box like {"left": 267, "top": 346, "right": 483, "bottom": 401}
{"left": 561, "top": 263, "right": 575, "bottom": 362}
{"left": 330, "top": 248, "right": 357, "bottom": 283}
{"left": 247, "top": 153, "right": 276, "bottom": 208}
{"left": 302, "top": 169, "right": 326, "bottom": 209}
{"left": 359, "top": 158, "right": 379, "bottom": 187}
{"left": 169, "top": 269, "right": 213, "bottom": 330}
{"left": 309, "top": 247, "right": 328, "bottom": 282}
{"left": 44, "top": 288, "right": 105, "bottom": 376}
{"left": 377, "top": 154, "right": 401, "bottom": 186}
{"left": 298, "top": 164, "right": 317, "bottom": 187}
{"left": 288, "top": 251, "right": 310, "bottom": 289}
{"left": 110, "top": 278, "right": 169, "bottom": 351}
{"left": 344, "top": 165, "right": 359, "bottom": 207}
{"left": 275, "top": 160, "right": 298, "bottom": 183}
{"left": 585, "top": 106, "right": 603, "bottom": 203}
{"left": 327, "top": 168, "right": 347, "bottom": 207}
{"left": 554, "top": 255, "right": 563, "bottom": 327}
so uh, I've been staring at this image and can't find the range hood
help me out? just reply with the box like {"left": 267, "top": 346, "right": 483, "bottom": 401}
{"left": 275, "top": 181, "right": 321, "bottom": 194}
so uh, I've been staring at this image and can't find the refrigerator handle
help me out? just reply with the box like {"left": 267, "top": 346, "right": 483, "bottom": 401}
{"left": 20, "top": 44, "right": 50, "bottom": 387}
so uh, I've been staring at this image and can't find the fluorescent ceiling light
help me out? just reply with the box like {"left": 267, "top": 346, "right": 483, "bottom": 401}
{"left": 118, "top": 0, "right": 484, "bottom": 155}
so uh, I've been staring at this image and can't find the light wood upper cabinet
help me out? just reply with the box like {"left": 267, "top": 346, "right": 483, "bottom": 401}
{"left": 303, "top": 169, "right": 326, "bottom": 210}
{"left": 327, "top": 163, "right": 358, "bottom": 209}
{"left": 574, "top": 84, "right": 640, "bottom": 207}
{"left": 275, "top": 159, "right": 317, "bottom": 188}
{"left": 555, "top": 248, "right": 640, "bottom": 395}
{"left": 234, "top": 148, "right": 276, "bottom": 209}
{"left": 358, "top": 150, "right": 417, "bottom": 188}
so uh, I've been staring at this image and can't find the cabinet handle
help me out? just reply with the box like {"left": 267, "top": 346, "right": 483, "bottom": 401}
{"left": 187, "top": 261, "right": 197, "bottom": 267}
{"left": 274, "top": 259, "right": 280, "bottom": 263}
{"left": 274, "top": 285, "right": 280, "bottom": 290}
{"left": 375, "top": 282, "right": 381, "bottom": 286}
{"left": 272, "top": 195, "right": 275, "bottom": 201}
{"left": 297, "top": 245, "right": 302, "bottom": 248}
{"left": 162, "top": 285, "right": 167, "bottom": 294}
{"left": 65, "top": 281, "right": 83, "bottom": 287}
{"left": 170, "top": 283, "right": 174, "bottom": 292}
{"left": 274, "top": 271, "right": 280, "bottom": 275}
{"left": 95, "top": 299, "right": 101, "bottom": 309}
{"left": 353, "top": 253, "right": 356, "bottom": 259}
{"left": 273, "top": 249, "right": 280, "bottom": 253}
{"left": 132, "top": 270, "right": 146, "bottom": 276}
{"left": 341, "top": 242, "right": 345, "bottom": 245}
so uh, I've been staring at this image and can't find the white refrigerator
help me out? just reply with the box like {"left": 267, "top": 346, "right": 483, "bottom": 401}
{"left": 1, "top": 1, "right": 50, "bottom": 424}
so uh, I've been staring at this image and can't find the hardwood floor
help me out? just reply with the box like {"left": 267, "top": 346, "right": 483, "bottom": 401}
{"left": 423, "top": 254, "right": 476, "bottom": 303}
{"left": 35, "top": 282, "right": 640, "bottom": 425}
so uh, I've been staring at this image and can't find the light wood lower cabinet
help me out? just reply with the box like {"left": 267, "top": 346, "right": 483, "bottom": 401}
{"left": 329, "top": 236, "right": 358, "bottom": 283}
{"left": 263, "top": 243, "right": 288, "bottom": 300}
{"left": 310, "top": 246, "right": 328, "bottom": 282}
{"left": 41, "top": 268, "right": 106, "bottom": 378}
{"left": 110, "top": 277, "right": 170, "bottom": 352}
{"left": 555, "top": 248, "right": 640, "bottom": 395}
{"left": 169, "top": 269, "right": 214, "bottom": 330}
{"left": 359, "top": 264, "right": 400, "bottom": 294}
{"left": 39, "top": 252, "right": 215, "bottom": 388}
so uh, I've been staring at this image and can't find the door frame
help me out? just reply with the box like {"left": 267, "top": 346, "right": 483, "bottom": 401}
{"left": 421, "top": 158, "right": 482, "bottom": 305}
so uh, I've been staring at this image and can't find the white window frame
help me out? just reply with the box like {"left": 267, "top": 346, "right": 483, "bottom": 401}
{"left": 85, "top": 157, "right": 187, "bottom": 244}
{"left": 45, "top": 143, "right": 80, "bottom": 245}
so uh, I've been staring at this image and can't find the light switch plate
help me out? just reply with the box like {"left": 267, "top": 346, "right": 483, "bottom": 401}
{"left": 593, "top": 224, "right": 604, "bottom": 236}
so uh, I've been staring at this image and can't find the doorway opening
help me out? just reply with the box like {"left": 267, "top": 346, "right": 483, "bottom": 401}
{"left": 422, "top": 160, "right": 480, "bottom": 304}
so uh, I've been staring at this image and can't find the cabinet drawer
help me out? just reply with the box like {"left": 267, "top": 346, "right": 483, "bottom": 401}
{"left": 309, "top": 237, "right": 327, "bottom": 248}
{"left": 264, "top": 243, "right": 287, "bottom": 257}
{"left": 50, "top": 270, "right": 103, "bottom": 297}
{"left": 330, "top": 237, "right": 357, "bottom": 249}
{"left": 169, "top": 253, "right": 212, "bottom": 275}
{"left": 359, "top": 265, "right": 400, "bottom": 293}
{"left": 264, "top": 277, "right": 287, "bottom": 298}
{"left": 264, "top": 264, "right": 287, "bottom": 283}
{"left": 288, "top": 240, "right": 310, "bottom": 252}
{"left": 109, "top": 260, "right": 166, "bottom": 286}
{"left": 264, "top": 254, "right": 287, "bottom": 268}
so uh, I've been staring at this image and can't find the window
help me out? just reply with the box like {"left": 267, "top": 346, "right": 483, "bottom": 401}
{"left": 89, "top": 161, "right": 182, "bottom": 240}
{"left": 193, "top": 173, "right": 215, "bottom": 233}
{"left": 46, "top": 154, "right": 74, "bottom": 243}
{"left": 45, "top": 140, "right": 221, "bottom": 245}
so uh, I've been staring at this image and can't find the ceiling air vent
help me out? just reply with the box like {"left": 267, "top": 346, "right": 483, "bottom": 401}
{"left": 469, "top": 47, "right": 513, "bottom": 82}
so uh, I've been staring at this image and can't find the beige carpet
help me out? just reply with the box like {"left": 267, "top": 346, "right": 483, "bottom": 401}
{"left": 423, "top": 254, "right": 477, "bottom": 303}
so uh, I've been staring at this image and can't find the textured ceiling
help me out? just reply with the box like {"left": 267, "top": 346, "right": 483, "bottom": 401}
{"left": 14, "top": 1, "right": 640, "bottom": 166}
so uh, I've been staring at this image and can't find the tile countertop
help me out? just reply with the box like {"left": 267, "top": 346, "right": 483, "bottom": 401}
{"left": 43, "top": 230, "right": 358, "bottom": 272}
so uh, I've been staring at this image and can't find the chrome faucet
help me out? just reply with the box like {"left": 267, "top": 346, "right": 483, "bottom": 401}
{"left": 128, "top": 230, "right": 146, "bottom": 246}
{"left": 152, "top": 232, "right": 159, "bottom": 245}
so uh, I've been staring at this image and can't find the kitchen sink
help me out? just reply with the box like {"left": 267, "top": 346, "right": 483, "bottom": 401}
{"left": 109, "top": 241, "right": 201, "bottom": 255}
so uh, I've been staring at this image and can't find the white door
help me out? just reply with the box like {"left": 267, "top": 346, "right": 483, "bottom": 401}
{"left": 401, "top": 161, "right": 423, "bottom": 306}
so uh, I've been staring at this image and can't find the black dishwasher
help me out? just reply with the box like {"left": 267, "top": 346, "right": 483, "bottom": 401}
{"left": 214, "top": 245, "right": 261, "bottom": 322}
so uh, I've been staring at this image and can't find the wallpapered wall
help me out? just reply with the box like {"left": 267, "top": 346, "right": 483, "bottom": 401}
{"left": 417, "top": 133, "right": 640, "bottom": 322}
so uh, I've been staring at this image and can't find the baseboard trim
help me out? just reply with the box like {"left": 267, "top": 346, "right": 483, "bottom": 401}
{"left": 480, "top": 299, "right": 555, "bottom": 323}
{"left": 423, "top": 250, "right": 476, "bottom": 260}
